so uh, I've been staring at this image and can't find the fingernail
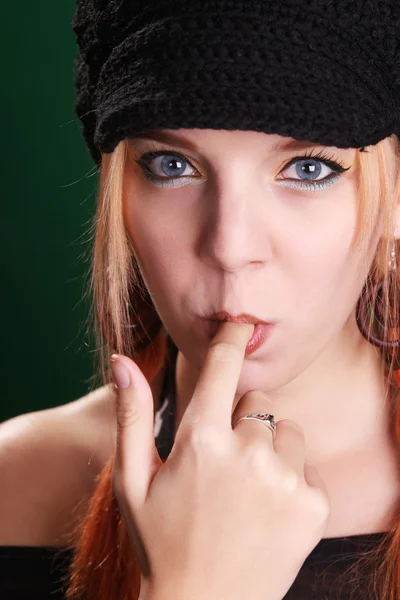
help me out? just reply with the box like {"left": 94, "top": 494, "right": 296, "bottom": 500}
{"left": 110, "top": 355, "right": 131, "bottom": 389}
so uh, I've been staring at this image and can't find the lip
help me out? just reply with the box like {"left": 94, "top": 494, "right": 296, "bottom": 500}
{"left": 243, "top": 323, "right": 274, "bottom": 356}
{"left": 206, "top": 311, "right": 270, "bottom": 325}
{"left": 204, "top": 312, "right": 275, "bottom": 357}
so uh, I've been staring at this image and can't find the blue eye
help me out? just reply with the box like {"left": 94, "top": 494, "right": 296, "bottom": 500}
{"left": 133, "top": 147, "right": 351, "bottom": 191}
{"left": 276, "top": 152, "right": 351, "bottom": 192}
{"left": 134, "top": 150, "right": 200, "bottom": 188}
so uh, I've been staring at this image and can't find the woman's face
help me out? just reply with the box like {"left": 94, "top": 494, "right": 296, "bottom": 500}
{"left": 122, "top": 129, "right": 382, "bottom": 395}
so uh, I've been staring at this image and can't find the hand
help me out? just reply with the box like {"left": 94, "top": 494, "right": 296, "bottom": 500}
{"left": 110, "top": 322, "right": 330, "bottom": 600}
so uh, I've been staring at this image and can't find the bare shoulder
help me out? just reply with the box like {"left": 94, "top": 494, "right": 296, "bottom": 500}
{"left": 0, "top": 362, "right": 168, "bottom": 548}
{"left": 0, "top": 384, "right": 118, "bottom": 547}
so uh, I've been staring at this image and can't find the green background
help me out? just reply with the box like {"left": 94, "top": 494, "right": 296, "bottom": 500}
{"left": 1, "top": 2, "right": 97, "bottom": 422}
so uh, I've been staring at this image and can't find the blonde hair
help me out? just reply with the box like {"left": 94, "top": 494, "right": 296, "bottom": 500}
{"left": 66, "top": 134, "right": 400, "bottom": 600}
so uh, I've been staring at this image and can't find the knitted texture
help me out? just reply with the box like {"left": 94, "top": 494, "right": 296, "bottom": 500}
{"left": 72, "top": 0, "right": 400, "bottom": 165}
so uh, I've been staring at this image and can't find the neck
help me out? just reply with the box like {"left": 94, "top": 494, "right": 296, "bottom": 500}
{"left": 173, "top": 323, "right": 400, "bottom": 536}
{"left": 175, "top": 330, "right": 396, "bottom": 455}
{"left": 266, "top": 340, "right": 394, "bottom": 462}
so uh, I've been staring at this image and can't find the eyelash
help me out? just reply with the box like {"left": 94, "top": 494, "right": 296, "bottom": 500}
{"left": 132, "top": 144, "right": 351, "bottom": 192}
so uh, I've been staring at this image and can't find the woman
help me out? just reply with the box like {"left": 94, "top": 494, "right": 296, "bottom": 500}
{"left": 2, "top": 0, "right": 400, "bottom": 598}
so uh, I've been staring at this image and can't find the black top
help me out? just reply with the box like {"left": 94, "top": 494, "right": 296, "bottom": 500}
{"left": 0, "top": 336, "right": 390, "bottom": 599}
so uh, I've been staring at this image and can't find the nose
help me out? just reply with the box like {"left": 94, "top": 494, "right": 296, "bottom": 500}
{"left": 199, "top": 178, "right": 273, "bottom": 273}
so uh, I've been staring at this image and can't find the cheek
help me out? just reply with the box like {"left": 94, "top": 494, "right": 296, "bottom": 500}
{"left": 281, "top": 183, "right": 366, "bottom": 312}
{"left": 289, "top": 229, "right": 353, "bottom": 287}
{"left": 123, "top": 198, "right": 193, "bottom": 305}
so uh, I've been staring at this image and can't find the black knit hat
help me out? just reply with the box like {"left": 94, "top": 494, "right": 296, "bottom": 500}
{"left": 72, "top": 1, "right": 400, "bottom": 165}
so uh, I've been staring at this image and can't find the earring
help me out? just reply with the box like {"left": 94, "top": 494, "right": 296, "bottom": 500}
{"left": 355, "top": 237, "right": 400, "bottom": 370}
{"left": 389, "top": 238, "right": 397, "bottom": 271}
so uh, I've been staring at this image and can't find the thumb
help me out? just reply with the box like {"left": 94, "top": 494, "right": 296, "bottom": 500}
{"left": 110, "top": 353, "right": 162, "bottom": 509}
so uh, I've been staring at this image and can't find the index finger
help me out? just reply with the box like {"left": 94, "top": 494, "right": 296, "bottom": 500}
{"left": 183, "top": 321, "right": 254, "bottom": 430}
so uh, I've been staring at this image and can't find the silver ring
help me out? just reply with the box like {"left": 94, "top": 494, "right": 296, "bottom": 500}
{"left": 234, "top": 413, "right": 276, "bottom": 435}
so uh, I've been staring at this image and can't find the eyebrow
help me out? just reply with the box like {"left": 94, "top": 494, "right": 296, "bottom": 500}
{"left": 129, "top": 130, "right": 336, "bottom": 154}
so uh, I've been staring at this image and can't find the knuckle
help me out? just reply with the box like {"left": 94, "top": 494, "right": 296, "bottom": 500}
{"left": 185, "top": 425, "right": 225, "bottom": 458}
{"left": 276, "top": 463, "right": 299, "bottom": 493}
{"left": 268, "top": 455, "right": 300, "bottom": 495}
{"left": 116, "top": 403, "right": 140, "bottom": 429}
{"left": 308, "top": 489, "right": 331, "bottom": 522}
{"left": 243, "top": 442, "right": 271, "bottom": 473}
{"left": 208, "top": 340, "right": 242, "bottom": 363}
{"left": 297, "top": 489, "right": 330, "bottom": 530}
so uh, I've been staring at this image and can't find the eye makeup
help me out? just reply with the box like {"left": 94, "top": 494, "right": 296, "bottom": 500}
{"left": 129, "top": 143, "right": 352, "bottom": 192}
